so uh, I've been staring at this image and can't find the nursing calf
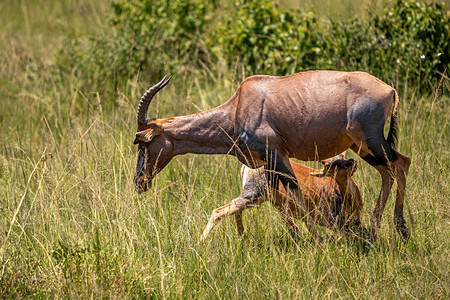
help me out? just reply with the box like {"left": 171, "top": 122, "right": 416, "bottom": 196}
{"left": 201, "top": 156, "right": 364, "bottom": 241}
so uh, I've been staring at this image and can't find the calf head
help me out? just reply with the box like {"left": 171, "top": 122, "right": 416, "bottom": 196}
{"left": 310, "top": 158, "right": 358, "bottom": 180}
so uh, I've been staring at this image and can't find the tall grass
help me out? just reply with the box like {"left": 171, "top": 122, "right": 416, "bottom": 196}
{"left": 0, "top": 0, "right": 449, "bottom": 298}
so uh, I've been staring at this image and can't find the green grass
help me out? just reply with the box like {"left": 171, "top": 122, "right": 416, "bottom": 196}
{"left": 0, "top": 0, "right": 449, "bottom": 298}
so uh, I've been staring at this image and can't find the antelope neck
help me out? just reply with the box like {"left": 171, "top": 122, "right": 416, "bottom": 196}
{"left": 164, "top": 104, "right": 237, "bottom": 156}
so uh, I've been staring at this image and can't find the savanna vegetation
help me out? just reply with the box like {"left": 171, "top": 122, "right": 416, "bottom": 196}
{"left": 0, "top": 0, "right": 448, "bottom": 298}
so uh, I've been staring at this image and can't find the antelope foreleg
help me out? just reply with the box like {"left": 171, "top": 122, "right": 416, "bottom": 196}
{"left": 264, "top": 150, "right": 319, "bottom": 241}
{"left": 285, "top": 188, "right": 319, "bottom": 242}
{"left": 200, "top": 196, "right": 263, "bottom": 242}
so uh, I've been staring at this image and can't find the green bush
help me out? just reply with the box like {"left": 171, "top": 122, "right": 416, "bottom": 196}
{"left": 378, "top": 0, "right": 449, "bottom": 89}
{"left": 57, "top": 31, "right": 131, "bottom": 93}
{"left": 57, "top": 0, "right": 448, "bottom": 96}
{"left": 325, "top": 0, "right": 449, "bottom": 91}
{"left": 57, "top": 0, "right": 217, "bottom": 92}
{"left": 212, "top": 0, "right": 324, "bottom": 75}
{"left": 110, "top": 0, "right": 216, "bottom": 73}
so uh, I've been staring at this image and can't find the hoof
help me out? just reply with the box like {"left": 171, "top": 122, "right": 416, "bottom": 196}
{"left": 397, "top": 224, "right": 410, "bottom": 244}
{"left": 359, "top": 238, "right": 373, "bottom": 253}
{"left": 349, "top": 221, "right": 369, "bottom": 239}
{"left": 394, "top": 216, "right": 410, "bottom": 244}
{"left": 369, "top": 228, "right": 377, "bottom": 243}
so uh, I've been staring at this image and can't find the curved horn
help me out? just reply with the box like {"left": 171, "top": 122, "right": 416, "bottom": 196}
{"left": 137, "top": 75, "right": 172, "bottom": 126}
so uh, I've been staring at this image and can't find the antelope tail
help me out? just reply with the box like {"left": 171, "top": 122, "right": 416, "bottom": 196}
{"left": 387, "top": 90, "right": 399, "bottom": 149}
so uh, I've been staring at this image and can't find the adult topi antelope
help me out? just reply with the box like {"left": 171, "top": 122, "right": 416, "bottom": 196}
{"left": 133, "top": 71, "right": 411, "bottom": 243}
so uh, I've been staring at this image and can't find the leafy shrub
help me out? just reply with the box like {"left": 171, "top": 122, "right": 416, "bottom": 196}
{"left": 324, "top": 0, "right": 449, "bottom": 91}
{"left": 378, "top": 0, "right": 449, "bottom": 88}
{"left": 110, "top": 0, "right": 216, "bottom": 73}
{"left": 212, "top": 0, "right": 324, "bottom": 75}
{"left": 57, "top": 0, "right": 217, "bottom": 92}
{"left": 57, "top": 0, "right": 448, "bottom": 96}
{"left": 57, "top": 31, "right": 131, "bottom": 93}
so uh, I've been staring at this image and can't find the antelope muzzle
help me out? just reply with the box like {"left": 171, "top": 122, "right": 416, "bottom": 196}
{"left": 134, "top": 146, "right": 151, "bottom": 193}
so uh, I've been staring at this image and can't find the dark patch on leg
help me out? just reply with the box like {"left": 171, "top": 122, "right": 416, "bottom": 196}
{"left": 355, "top": 139, "right": 398, "bottom": 166}
{"left": 241, "top": 171, "right": 266, "bottom": 200}
{"left": 367, "top": 139, "right": 398, "bottom": 164}
{"left": 361, "top": 153, "right": 387, "bottom": 166}
{"left": 261, "top": 149, "right": 298, "bottom": 191}
{"left": 360, "top": 144, "right": 398, "bottom": 166}
{"left": 348, "top": 97, "right": 398, "bottom": 165}
{"left": 237, "top": 129, "right": 298, "bottom": 191}
{"left": 347, "top": 97, "right": 386, "bottom": 134}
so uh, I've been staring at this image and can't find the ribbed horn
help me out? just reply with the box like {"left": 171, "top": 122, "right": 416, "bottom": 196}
{"left": 137, "top": 75, "right": 172, "bottom": 126}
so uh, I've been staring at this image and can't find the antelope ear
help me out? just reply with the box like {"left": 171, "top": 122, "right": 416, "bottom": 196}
{"left": 133, "top": 125, "right": 163, "bottom": 144}
{"left": 309, "top": 170, "right": 326, "bottom": 177}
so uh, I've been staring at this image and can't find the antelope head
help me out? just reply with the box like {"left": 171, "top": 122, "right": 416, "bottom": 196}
{"left": 133, "top": 76, "right": 173, "bottom": 193}
{"left": 309, "top": 158, "right": 358, "bottom": 181}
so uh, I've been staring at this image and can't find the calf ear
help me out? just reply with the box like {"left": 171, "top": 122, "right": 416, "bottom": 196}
{"left": 349, "top": 159, "right": 358, "bottom": 171}
{"left": 134, "top": 124, "right": 163, "bottom": 144}
{"left": 309, "top": 170, "right": 326, "bottom": 177}
{"left": 344, "top": 159, "right": 355, "bottom": 168}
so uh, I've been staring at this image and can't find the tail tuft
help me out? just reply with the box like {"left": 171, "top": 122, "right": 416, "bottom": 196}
{"left": 387, "top": 114, "right": 398, "bottom": 148}
{"left": 387, "top": 90, "right": 399, "bottom": 148}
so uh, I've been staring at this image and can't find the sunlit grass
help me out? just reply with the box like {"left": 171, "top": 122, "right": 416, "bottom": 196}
{"left": 0, "top": 0, "right": 448, "bottom": 298}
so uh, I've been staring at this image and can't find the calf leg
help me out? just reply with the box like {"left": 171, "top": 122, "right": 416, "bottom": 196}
{"left": 345, "top": 218, "right": 368, "bottom": 239}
